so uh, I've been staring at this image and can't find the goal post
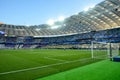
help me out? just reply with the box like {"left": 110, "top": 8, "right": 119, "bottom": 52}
{"left": 91, "top": 41, "right": 119, "bottom": 59}
{"left": 91, "top": 41, "right": 109, "bottom": 59}
{"left": 111, "top": 43, "right": 119, "bottom": 56}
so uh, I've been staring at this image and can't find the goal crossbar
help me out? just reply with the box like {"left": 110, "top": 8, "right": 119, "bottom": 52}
{"left": 91, "top": 41, "right": 119, "bottom": 59}
{"left": 91, "top": 41, "right": 109, "bottom": 59}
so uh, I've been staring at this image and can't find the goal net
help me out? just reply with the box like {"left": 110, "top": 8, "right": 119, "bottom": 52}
{"left": 111, "top": 43, "right": 119, "bottom": 57}
{"left": 91, "top": 41, "right": 109, "bottom": 59}
{"left": 91, "top": 42, "right": 119, "bottom": 59}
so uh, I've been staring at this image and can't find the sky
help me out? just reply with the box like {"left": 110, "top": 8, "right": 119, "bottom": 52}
{"left": 0, "top": 0, "right": 104, "bottom": 25}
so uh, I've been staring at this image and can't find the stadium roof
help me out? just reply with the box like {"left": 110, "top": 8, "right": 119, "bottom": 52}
{"left": 0, "top": 0, "right": 120, "bottom": 37}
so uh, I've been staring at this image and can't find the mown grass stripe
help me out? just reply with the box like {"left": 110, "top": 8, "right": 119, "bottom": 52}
{"left": 0, "top": 57, "right": 92, "bottom": 75}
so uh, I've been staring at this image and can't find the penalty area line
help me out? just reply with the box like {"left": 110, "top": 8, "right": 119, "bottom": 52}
{"left": 44, "top": 57, "right": 66, "bottom": 62}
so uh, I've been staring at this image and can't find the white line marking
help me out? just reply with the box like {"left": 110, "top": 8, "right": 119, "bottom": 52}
{"left": 44, "top": 57, "right": 66, "bottom": 62}
{"left": 0, "top": 58, "right": 92, "bottom": 75}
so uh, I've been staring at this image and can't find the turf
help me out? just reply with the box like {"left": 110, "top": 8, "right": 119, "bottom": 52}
{"left": 0, "top": 49, "right": 101, "bottom": 80}
{"left": 37, "top": 60, "right": 120, "bottom": 80}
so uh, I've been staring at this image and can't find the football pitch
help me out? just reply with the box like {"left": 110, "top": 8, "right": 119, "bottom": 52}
{"left": 37, "top": 60, "right": 120, "bottom": 80}
{"left": 0, "top": 49, "right": 111, "bottom": 80}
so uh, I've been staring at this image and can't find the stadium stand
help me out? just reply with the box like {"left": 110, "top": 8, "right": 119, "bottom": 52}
{"left": 0, "top": 27, "right": 120, "bottom": 49}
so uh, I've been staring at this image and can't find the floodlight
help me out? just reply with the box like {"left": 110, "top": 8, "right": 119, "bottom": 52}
{"left": 58, "top": 16, "right": 65, "bottom": 21}
{"left": 84, "top": 7, "right": 89, "bottom": 11}
{"left": 63, "top": 24, "right": 66, "bottom": 26}
{"left": 26, "top": 25, "right": 29, "bottom": 27}
{"left": 47, "top": 19, "right": 54, "bottom": 26}
{"left": 51, "top": 25, "right": 60, "bottom": 29}
{"left": 84, "top": 5, "right": 95, "bottom": 11}
{"left": 35, "top": 28, "right": 41, "bottom": 31}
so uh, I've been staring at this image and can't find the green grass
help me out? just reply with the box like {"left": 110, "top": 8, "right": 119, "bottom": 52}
{"left": 0, "top": 49, "right": 105, "bottom": 80}
{"left": 37, "top": 60, "right": 120, "bottom": 80}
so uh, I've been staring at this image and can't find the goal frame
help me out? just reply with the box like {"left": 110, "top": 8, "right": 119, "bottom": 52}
{"left": 91, "top": 41, "right": 119, "bottom": 60}
{"left": 91, "top": 41, "right": 110, "bottom": 59}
